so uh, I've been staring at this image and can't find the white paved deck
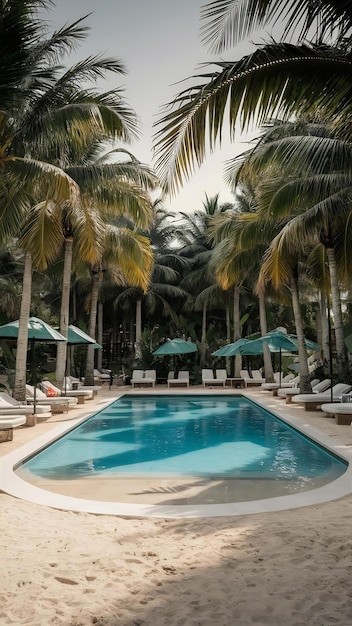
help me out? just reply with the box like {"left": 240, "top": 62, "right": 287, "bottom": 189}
{"left": 1, "top": 384, "right": 352, "bottom": 518}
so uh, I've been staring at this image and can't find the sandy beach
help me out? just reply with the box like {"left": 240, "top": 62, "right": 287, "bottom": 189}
{"left": 2, "top": 386, "right": 352, "bottom": 625}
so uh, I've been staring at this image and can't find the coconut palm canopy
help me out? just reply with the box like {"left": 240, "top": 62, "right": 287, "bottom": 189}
{"left": 153, "top": 338, "right": 198, "bottom": 356}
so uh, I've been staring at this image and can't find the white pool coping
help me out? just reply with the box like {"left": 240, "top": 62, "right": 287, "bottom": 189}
{"left": 1, "top": 390, "right": 352, "bottom": 518}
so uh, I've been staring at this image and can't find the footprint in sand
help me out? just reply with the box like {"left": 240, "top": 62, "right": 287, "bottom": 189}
{"left": 54, "top": 577, "right": 79, "bottom": 585}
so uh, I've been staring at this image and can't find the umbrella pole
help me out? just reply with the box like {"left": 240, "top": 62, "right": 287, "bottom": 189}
{"left": 31, "top": 338, "right": 37, "bottom": 413}
{"left": 328, "top": 301, "right": 334, "bottom": 403}
{"left": 64, "top": 348, "right": 69, "bottom": 394}
{"left": 279, "top": 349, "right": 282, "bottom": 387}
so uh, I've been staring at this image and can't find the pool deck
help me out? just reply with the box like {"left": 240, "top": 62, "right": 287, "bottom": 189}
{"left": 1, "top": 384, "right": 352, "bottom": 518}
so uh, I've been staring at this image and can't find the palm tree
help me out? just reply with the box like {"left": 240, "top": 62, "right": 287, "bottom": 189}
{"left": 231, "top": 119, "right": 352, "bottom": 381}
{"left": 112, "top": 212, "right": 191, "bottom": 363}
{"left": 53, "top": 148, "right": 158, "bottom": 386}
{"left": 208, "top": 209, "right": 275, "bottom": 380}
{"left": 82, "top": 226, "right": 154, "bottom": 384}
{"left": 1, "top": 5, "right": 152, "bottom": 397}
{"left": 154, "top": 3, "right": 352, "bottom": 194}
{"left": 173, "top": 194, "right": 234, "bottom": 364}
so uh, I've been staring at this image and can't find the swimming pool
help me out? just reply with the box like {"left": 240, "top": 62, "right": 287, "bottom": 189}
{"left": 16, "top": 394, "right": 347, "bottom": 506}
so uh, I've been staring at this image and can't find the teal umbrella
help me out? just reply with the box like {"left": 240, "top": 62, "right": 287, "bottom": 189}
{"left": 0, "top": 317, "right": 67, "bottom": 411}
{"left": 153, "top": 338, "right": 197, "bottom": 356}
{"left": 240, "top": 330, "right": 320, "bottom": 386}
{"left": 288, "top": 335, "right": 320, "bottom": 351}
{"left": 0, "top": 317, "right": 67, "bottom": 342}
{"left": 67, "top": 325, "right": 101, "bottom": 348}
{"left": 212, "top": 338, "right": 251, "bottom": 357}
{"left": 153, "top": 338, "right": 197, "bottom": 379}
{"left": 240, "top": 331, "right": 300, "bottom": 355}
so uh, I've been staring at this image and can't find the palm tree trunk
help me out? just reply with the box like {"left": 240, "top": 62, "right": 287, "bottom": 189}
{"left": 226, "top": 304, "right": 231, "bottom": 343}
{"left": 13, "top": 253, "right": 32, "bottom": 402}
{"left": 319, "top": 291, "right": 330, "bottom": 375}
{"left": 290, "top": 272, "right": 311, "bottom": 393}
{"left": 97, "top": 302, "right": 103, "bottom": 371}
{"left": 200, "top": 302, "right": 207, "bottom": 368}
{"left": 56, "top": 236, "right": 73, "bottom": 386}
{"left": 326, "top": 247, "right": 350, "bottom": 382}
{"left": 233, "top": 285, "right": 241, "bottom": 377}
{"left": 135, "top": 298, "right": 142, "bottom": 360}
{"left": 84, "top": 269, "right": 101, "bottom": 385}
{"left": 258, "top": 288, "right": 274, "bottom": 382}
{"left": 225, "top": 303, "right": 231, "bottom": 375}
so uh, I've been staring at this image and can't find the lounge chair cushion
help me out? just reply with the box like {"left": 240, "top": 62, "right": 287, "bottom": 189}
{"left": 292, "top": 383, "right": 352, "bottom": 408}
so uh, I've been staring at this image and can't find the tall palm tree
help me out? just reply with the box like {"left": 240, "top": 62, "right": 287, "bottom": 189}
{"left": 113, "top": 237, "right": 191, "bottom": 361}
{"left": 2, "top": 5, "right": 150, "bottom": 398}
{"left": 232, "top": 120, "right": 352, "bottom": 380}
{"left": 83, "top": 226, "right": 154, "bottom": 384}
{"left": 174, "top": 194, "right": 234, "bottom": 364}
{"left": 53, "top": 148, "right": 158, "bottom": 386}
{"left": 209, "top": 212, "right": 274, "bottom": 379}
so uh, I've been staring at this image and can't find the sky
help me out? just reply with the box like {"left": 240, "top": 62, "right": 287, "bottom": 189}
{"left": 46, "top": 0, "right": 262, "bottom": 215}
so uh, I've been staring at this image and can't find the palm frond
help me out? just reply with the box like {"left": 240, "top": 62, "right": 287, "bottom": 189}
{"left": 18, "top": 200, "right": 64, "bottom": 270}
{"left": 200, "top": 0, "right": 352, "bottom": 53}
{"left": 29, "top": 14, "right": 92, "bottom": 69}
{"left": 103, "top": 228, "right": 154, "bottom": 292}
{"left": 154, "top": 42, "right": 352, "bottom": 194}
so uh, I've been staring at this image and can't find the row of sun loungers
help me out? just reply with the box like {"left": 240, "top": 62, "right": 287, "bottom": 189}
{"left": 131, "top": 368, "right": 268, "bottom": 388}
{"left": 0, "top": 375, "right": 103, "bottom": 441}
{"left": 259, "top": 375, "right": 352, "bottom": 425}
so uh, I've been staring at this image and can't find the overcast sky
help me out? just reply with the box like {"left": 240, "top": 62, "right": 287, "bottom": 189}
{"left": 46, "top": 0, "right": 261, "bottom": 215}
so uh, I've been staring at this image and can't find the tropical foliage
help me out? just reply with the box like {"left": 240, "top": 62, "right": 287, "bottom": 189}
{"left": 1, "top": 0, "right": 352, "bottom": 389}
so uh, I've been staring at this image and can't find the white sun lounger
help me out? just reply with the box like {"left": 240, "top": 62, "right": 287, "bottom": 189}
{"left": 0, "top": 415, "right": 27, "bottom": 441}
{"left": 41, "top": 380, "right": 93, "bottom": 404}
{"left": 291, "top": 383, "right": 352, "bottom": 411}
{"left": 0, "top": 392, "right": 52, "bottom": 417}
{"left": 215, "top": 369, "right": 227, "bottom": 385}
{"left": 143, "top": 370, "right": 156, "bottom": 387}
{"left": 168, "top": 371, "right": 190, "bottom": 387}
{"left": 240, "top": 370, "right": 264, "bottom": 387}
{"left": 261, "top": 373, "right": 296, "bottom": 394}
{"left": 93, "top": 369, "right": 111, "bottom": 383}
{"left": 26, "top": 385, "right": 77, "bottom": 413}
{"left": 202, "top": 369, "right": 225, "bottom": 387}
{"left": 131, "top": 370, "right": 144, "bottom": 387}
{"left": 321, "top": 401, "right": 352, "bottom": 425}
{"left": 64, "top": 377, "right": 101, "bottom": 396}
{"left": 278, "top": 379, "right": 330, "bottom": 403}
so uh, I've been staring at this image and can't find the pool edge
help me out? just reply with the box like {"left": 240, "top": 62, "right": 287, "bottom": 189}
{"left": 1, "top": 390, "right": 352, "bottom": 519}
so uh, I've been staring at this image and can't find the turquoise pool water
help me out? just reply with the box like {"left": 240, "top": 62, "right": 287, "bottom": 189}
{"left": 19, "top": 395, "right": 347, "bottom": 493}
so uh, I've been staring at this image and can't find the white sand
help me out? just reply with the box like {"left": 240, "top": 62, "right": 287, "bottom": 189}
{"left": 2, "top": 387, "right": 352, "bottom": 625}
{"left": 2, "top": 495, "right": 352, "bottom": 625}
